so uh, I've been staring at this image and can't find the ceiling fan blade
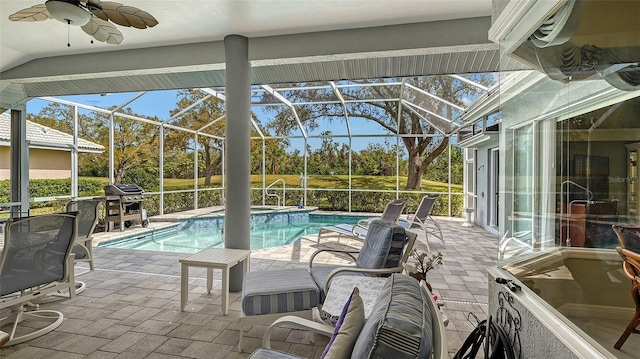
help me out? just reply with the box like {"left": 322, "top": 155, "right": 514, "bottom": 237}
{"left": 95, "top": 1, "right": 158, "bottom": 29}
{"left": 86, "top": 0, "right": 110, "bottom": 22}
{"left": 8, "top": 4, "right": 52, "bottom": 22}
{"left": 81, "top": 18, "right": 123, "bottom": 44}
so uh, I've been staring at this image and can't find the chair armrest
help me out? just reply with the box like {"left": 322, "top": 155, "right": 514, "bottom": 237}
{"left": 309, "top": 248, "right": 359, "bottom": 267}
{"left": 409, "top": 215, "right": 424, "bottom": 226}
{"left": 262, "top": 315, "right": 335, "bottom": 349}
{"left": 350, "top": 224, "right": 367, "bottom": 238}
{"left": 356, "top": 217, "right": 377, "bottom": 227}
{"left": 324, "top": 266, "right": 403, "bottom": 294}
{"left": 420, "top": 280, "right": 448, "bottom": 359}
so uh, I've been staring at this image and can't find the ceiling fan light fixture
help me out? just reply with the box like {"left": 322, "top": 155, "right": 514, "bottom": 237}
{"left": 45, "top": 0, "right": 91, "bottom": 26}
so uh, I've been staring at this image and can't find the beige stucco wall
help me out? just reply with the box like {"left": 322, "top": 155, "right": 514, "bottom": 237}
{"left": 0, "top": 147, "right": 8, "bottom": 180}
{"left": 0, "top": 147, "right": 71, "bottom": 180}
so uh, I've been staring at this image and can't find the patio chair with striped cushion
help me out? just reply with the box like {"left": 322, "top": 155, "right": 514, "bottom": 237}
{"left": 309, "top": 219, "right": 416, "bottom": 300}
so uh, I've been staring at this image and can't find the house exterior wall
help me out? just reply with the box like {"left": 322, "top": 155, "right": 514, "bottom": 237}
{"left": 0, "top": 147, "right": 71, "bottom": 180}
{"left": 474, "top": 134, "right": 499, "bottom": 233}
{"left": 0, "top": 147, "right": 8, "bottom": 180}
{"left": 489, "top": 0, "right": 640, "bottom": 356}
{"left": 491, "top": 0, "right": 510, "bottom": 23}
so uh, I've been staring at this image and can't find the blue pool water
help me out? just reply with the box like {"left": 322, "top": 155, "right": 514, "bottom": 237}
{"left": 101, "top": 213, "right": 364, "bottom": 254}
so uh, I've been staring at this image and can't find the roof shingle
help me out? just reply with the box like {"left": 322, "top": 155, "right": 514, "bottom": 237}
{"left": 0, "top": 113, "right": 104, "bottom": 152}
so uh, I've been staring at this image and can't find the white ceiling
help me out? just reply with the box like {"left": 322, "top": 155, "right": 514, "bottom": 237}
{"left": 1, "top": 0, "right": 492, "bottom": 71}
{"left": 0, "top": 0, "right": 520, "bottom": 109}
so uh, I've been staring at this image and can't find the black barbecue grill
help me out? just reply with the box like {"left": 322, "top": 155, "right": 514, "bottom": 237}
{"left": 104, "top": 184, "right": 149, "bottom": 231}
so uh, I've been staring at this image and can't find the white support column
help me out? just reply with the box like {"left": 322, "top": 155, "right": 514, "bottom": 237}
{"left": 348, "top": 137, "right": 352, "bottom": 212}
{"left": 10, "top": 108, "right": 29, "bottom": 217}
{"left": 224, "top": 34, "right": 251, "bottom": 292}
{"left": 262, "top": 140, "right": 266, "bottom": 205}
{"left": 194, "top": 133, "right": 199, "bottom": 209}
{"left": 221, "top": 142, "right": 225, "bottom": 205}
{"left": 159, "top": 125, "right": 165, "bottom": 215}
{"left": 447, "top": 142, "right": 452, "bottom": 216}
{"left": 303, "top": 138, "right": 308, "bottom": 207}
{"left": 71, "top": 106, "right": 79, "bottom": 199}
{"left": 109, "top": 114, "right": 115, "bottom": 184}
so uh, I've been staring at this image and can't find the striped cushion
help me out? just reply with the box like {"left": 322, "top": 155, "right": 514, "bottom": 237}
{"left": 351, "top": 274, "right": 433, "bottom": 359}
{"left": 242, "top": 269, "right": 320, "bottom": 316}
{"left": 356, "top": 220, "right": 407, "bottom": 270}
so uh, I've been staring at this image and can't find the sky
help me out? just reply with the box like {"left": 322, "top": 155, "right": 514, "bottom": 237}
{"left": 27, "top": 90, "right": 180, "bottom": 120}
{"left": 23, "top": 89, "right": 400, "bottom": 153}
{"left": 20, "top": 74, "right": 491, "bottom": 152}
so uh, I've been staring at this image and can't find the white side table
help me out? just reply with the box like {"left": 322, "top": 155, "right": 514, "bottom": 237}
{"left": 179, "top": 247, "right": 251, "bottom": 314}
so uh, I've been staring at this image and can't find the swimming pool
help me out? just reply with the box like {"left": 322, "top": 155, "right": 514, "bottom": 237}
{"left": 100, "top": 213, "right": 366, "bottom": 253}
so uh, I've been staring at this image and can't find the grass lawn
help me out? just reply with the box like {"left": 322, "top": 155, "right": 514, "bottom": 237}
{"left": 83, "top": 175, "right": 461, "bottom": 192}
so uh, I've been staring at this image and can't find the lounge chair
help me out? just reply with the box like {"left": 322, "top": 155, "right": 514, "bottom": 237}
{"left": 316, "top": 198, "right": 409, "bottom": 244}
{"left": 316, "top": 223, "right": 368, "bottom": 242}
{"left": 310, "top": 218, "right": 416, "bottom": 300}
{"left": 401, "top": 194, "right": 445, "bottom": 252}
{"left": 0, "top": 212, "right": 78, "bottom": 346}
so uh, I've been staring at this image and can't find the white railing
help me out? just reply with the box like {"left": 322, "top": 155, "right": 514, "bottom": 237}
{"left": 266, "top": 179, "right": 286, "bottom": 207}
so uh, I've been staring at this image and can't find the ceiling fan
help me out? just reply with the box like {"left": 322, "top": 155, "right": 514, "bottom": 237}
{"left": 8, "top": 0, "right": 158, "bottom": 45}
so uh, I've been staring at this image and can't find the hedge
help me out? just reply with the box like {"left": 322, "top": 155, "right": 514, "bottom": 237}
{"left": 1, "top": 178, "right": 462, "bottom": 217}
{"left": 0, "top": 178, "right": 104, "bottom": 209}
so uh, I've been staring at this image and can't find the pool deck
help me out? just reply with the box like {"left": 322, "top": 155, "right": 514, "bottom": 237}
{"left": 1, "top": 211, "right": 498, "bottom": 358}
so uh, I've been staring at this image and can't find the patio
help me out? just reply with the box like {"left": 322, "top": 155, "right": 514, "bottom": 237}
{"left": 0, "top": 215, "right": 498, "bottom": 358}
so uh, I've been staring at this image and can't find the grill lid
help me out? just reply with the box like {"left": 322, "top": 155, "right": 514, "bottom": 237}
{"left": 104, "top": 184, "right": 144, "bottom": 196}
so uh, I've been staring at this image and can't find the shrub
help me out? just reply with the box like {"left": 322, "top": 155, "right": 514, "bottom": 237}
{"left": 0, "top": 178, "right": 103, "bottom": 208}
{"left": 122, "top": 168, "right": 160, "bottom": 192}
{"left": 198, "top": 189, "right": 223, "bottom": 208}
{"left": 162, "top": 192, "right": 195, "bottom": 214}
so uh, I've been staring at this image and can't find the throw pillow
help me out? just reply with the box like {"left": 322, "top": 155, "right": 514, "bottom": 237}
{"left": 320, "top": 287, "right": 365, "bottom": 359}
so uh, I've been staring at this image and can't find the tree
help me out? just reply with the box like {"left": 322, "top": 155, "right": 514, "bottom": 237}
{"left": 110, "top": 111, "right": 160, "bottom": 184}
{"left": 28, "top": 103, "right": 160, "bottom": 183}
{"left": 424, "top": 145, "right": 464, "bottom": 185}
{"left": 31, "top": 102, "right": 100, "bottom": 140}
{"left": 307, "top": 132, "right": 350, "bottom": 175}
{"left": 261, "top": 75, "right": 493, "bottom": 189}
{"left": 167, "top": 90, "right": 225, "bottom": 186}
{"left": 285, "top": 148, "right": 305, "bottom": 174}
{"left": 355, "top": 142, "right": 399, "bottom": 176}
{"left": 251, "top": 137, "right": 290, "bottom": 175}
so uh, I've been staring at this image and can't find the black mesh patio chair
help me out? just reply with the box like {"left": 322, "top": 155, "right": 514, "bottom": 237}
{"left": 0, "top": 212, "right": 78, "bottom": 346}
{"left": 66, "top": 199, "right": 101, "bottom": 273}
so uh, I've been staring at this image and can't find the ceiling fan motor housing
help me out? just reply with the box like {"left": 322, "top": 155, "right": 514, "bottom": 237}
{"left": 45, "top": 0, "right": 92, "bottom": 26}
